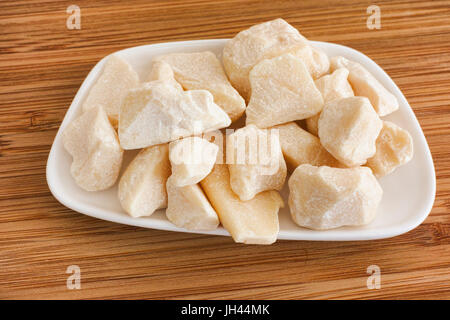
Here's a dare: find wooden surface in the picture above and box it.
[1,0,449,300]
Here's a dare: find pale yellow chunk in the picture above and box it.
[201,164,283,244]
[118,144,171,218]
[318,97,382,167]
[331,56,398,116]
[311,47,331,78]
[82,55,139,127]
[305,68,354,135]
[166,177,219,231]
[222,18,309,100]
[169,136,218,187]
[246,53,323,128]
[315,68,354,103]
[118,81,231,149]
[289,164,382,230]
[366,121,413,178]
[293,45,330,79]
[147,60,183,90]
[63,106,123,191]
[226,125,287,201]
[273,122,341,169]
[155,52,246,121]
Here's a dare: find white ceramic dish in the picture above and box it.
[46,39,436,241]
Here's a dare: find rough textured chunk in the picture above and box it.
[273,122,341,169]
[246,53,323,128]
[82,55,139,127]
[292,45,330,79]
[222,18,309,100]
[118,144,171,218]
[306,68,354,135]
[169,136,218,187]
[318,96,382,167]
[147,60,183,90]
[166,177,219,230]
[310,47,331,78]
[227,125,287,201]
[331,56,398,116]
[201,164,283,244]
[366,121,413,177]
[289,164,382,230]
[155,52,246,121]
[119,81,231,149]
[63,106,123,191]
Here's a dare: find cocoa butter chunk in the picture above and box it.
[63,106,123,192]
[222,18,309,100]
[118,144,171,218]
[169,136,218,187]
[155,51,246,122]
[318,96,382,167]
[246,53,323,128]
[82,55,139,127]
[166,177,219,231]
[273,122,341,169]
[366,121,413,178]
[289,164,382,230]
[306,68,354,136]
[118,81,231,149]
[226,124,287,201]
[200,164,283,245]
[330,56,399,116]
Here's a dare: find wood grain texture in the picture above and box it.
[1,0,449,300]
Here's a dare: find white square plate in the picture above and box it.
[46,39,436,241]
